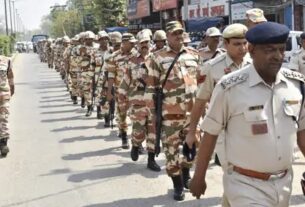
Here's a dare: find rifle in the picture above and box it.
[154,50,185,156]
[109,86,115,129]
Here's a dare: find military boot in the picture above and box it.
[138,143,145,154]
[130,146,139,161]
[104,114,110,127]
[171,175,185,201]
[182,168,191,189]
[96,106,102,119]
[121,131,129,149]
[0,138,9,157]
[81,97,85,108]
[72,96,78,105]
[85,105,93,117]
[147,152,161,172]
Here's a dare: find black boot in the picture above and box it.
[182,168,191,189]
[214,153,221,166]
[121,131,129,149]
[96,106,102,119]
[72,96,78,104]
[130,146,139,161]
[81,97,85,108]
[171,175,185,201]
[85,105,93,117]
[104,114,110,127]
[0,138,9,157]
[138,143,145,154]
[147,152,161,172]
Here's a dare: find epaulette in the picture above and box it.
[209,52,226,66]
[281,68,305,82]
[220,73,248,90]
[154,47,167,56]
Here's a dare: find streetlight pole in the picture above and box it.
[8,0,13,34]
[4,0,9,35]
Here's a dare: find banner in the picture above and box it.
[128,0,151,20]
[153,0,178,12]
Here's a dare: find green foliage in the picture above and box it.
[0,35,12,56]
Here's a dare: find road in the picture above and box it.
[0,53,304,207]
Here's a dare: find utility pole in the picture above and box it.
[4,0,9,35]
[291,0,295,30]
[12,0,16,33]
[183,0,188,21]
[9,0,13,34]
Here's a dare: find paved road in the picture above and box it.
[0,53,304,207]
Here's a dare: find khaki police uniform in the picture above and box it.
[289,48,305,74]
[201,64,305,206]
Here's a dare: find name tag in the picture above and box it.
[252,123,268,135]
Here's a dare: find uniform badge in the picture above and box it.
[252,123,268,135]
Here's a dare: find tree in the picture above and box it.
[93,0,127,28]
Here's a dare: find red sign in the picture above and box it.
[153,0,177,12]
[128,0,151,20]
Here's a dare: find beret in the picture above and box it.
[223,23,248,39]
[246,22,289,44]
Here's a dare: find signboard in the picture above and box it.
[153,0,178,12]
[231,1,253,21]
[182,0,229,20]
[128,0,151,20]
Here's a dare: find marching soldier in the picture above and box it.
[118,31,161,172]
[79,31,96,116]
[198,27,223,63]
[152,30,167,52]
[97,32,122,127]
[0,55,14,157]
[62,36,71,92]
[92,31,110,119]
[289,32,305,74]
[106,33,137,148]
[146,21,201,200]
[190,21,305,207]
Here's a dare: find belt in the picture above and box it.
[233,166,288,181]
[163,114,186,120]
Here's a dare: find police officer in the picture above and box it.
[190,22,305,207]
[0,55,14,157]
[186,24,251,168]
[289,32,305,74]
[245,8,267,29]
[146,21,201,200]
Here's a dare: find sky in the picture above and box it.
[3,0,67,30]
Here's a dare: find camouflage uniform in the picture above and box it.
[46,40,53,68]
[69,39,81,102]
[0,56,14,156]
[147,45,200,177]
[107,47,137,131]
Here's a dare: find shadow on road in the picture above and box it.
[67,162,165,182]
[40,98,70,103]
[39,103,72,108]
[40,115,84,123]
[83,194,221,207]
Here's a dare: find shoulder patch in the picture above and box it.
[281,69,305,82]
[220,73,248,90]
[209,52,226,66]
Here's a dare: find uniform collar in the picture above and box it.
[249,64,287,87]
[166,45,186,54]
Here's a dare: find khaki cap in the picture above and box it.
[153,30,166,41]
[137,30,151,43]
[110,32,122,44]
[166,21,184,33]
[122,33,137,43]
[223,23,248,39]
[97,30,109,39]
[246,8,267,23]
[206,27,222,37]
